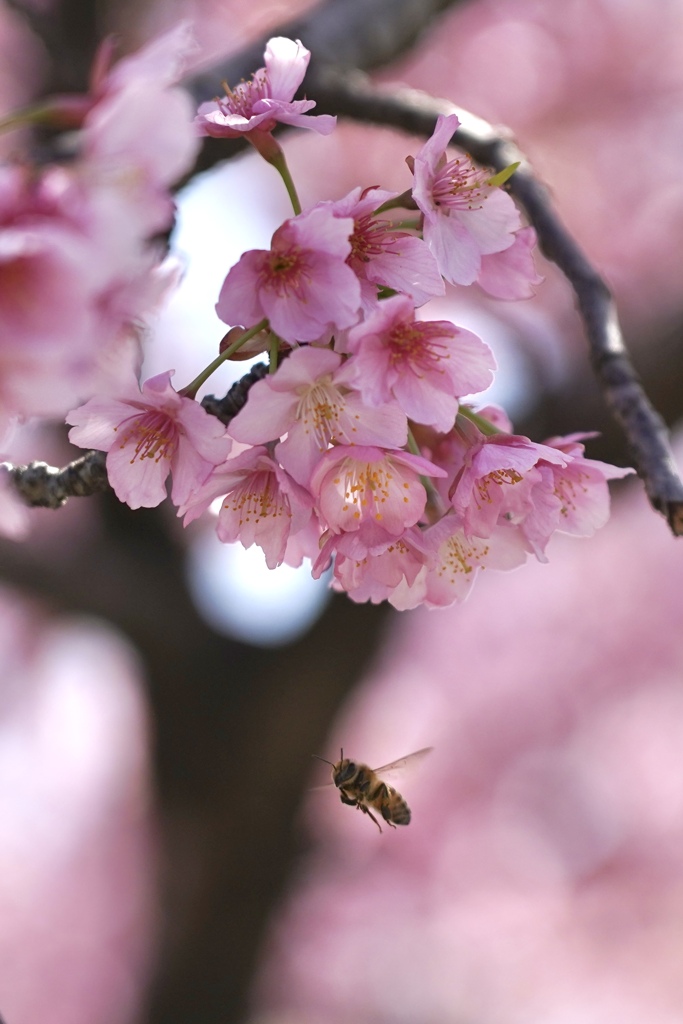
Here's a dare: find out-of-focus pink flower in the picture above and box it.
[310,444,446,553]
[326,186,444,311]
[477,226,543,299]
[412,113,521,286]
[0,215,101,417]
[80,23,200,236]
[179,445,315,569]
[0,26,200,423]
[82,86,198,237]
[391,513,528,609]
[195,37,336,141]
[343,293,496,433]
[66,371,232,510]
[101,20,198,94]
[228,346,407,485]
[216,206,361,343]
[38,23,200,232]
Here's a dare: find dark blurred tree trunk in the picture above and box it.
[0,493,393,1023]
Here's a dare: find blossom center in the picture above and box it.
[262,246,310,298]
[432,157,490,211]
[555,470,588,518]
[226,471,289,524]
[349,216,395,264]
[119,410,177,464]
[220,70,270,118]
[336,458,409,522]
[439,533,490,582]
[475,468,523,508]
[388,321,449,374]
[296,381,345,448]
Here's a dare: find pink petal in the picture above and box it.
[264,37,310,100]
[106,438,170,509]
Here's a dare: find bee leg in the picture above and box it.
[359,805,383,834]
[339,791,357,807]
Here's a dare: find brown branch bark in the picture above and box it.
[7,450,108,507]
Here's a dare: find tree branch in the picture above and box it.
[7,449,108,508]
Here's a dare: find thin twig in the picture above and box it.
[302,68,683,535]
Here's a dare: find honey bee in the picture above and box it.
[312,747,432,832]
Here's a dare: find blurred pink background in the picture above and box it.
[0,0,682,1022]
[259,463,683,1024]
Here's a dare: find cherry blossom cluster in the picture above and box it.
[2,30,632,607]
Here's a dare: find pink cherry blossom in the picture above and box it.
[520,433,635,555]
[449,431,570,539]
[423,407,517,502]
[310,444,446,553]
[326,186,444,310]
[477,226,543,299]
[315,525,432,604]
[194,37,336,141]
[179,446,314,570]
[390,514,528,610]
[216,206,361,342]
[66,371,232,510]
[228,345,407,485]
[412,113,522,286]
[343,293,496,432]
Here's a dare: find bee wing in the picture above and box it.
[373,746,434,781]
[309,747,433,791]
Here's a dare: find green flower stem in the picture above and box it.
[245,133,301,214]
[269,333,281,373]
[268,149,302,215]
[407,428,442,514]
[0,101,56,134]
[180,319,269,398]
[458,405,502,436]
[406,429,422,458]
[373,189,417,215]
